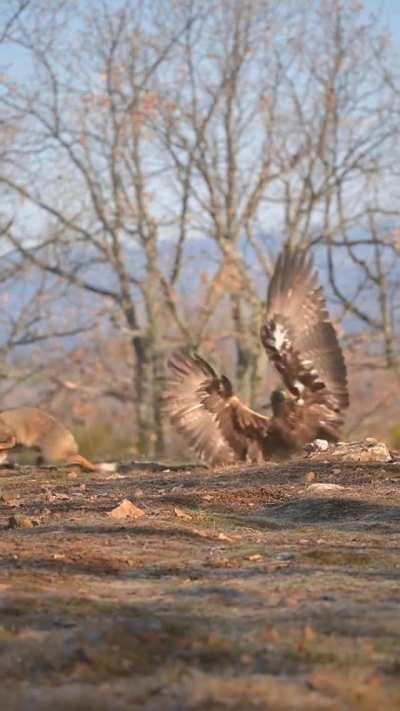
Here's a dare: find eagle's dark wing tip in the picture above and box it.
[264,243,349,415]
[167,350,218,380]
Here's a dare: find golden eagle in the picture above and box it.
[163,245,348,464]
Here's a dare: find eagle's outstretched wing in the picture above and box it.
[163,352,270,465]
[260,245,349,416]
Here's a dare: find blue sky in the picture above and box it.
[1,1,400,74]
[366,0,400,40]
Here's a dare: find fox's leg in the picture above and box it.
[68,454,98,472]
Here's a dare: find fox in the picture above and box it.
[0,407,97,471]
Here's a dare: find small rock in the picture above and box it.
[247,554,262,561]
[276,552,296,561]
[133,488,144,498]
[307,483,345,493]
[305,471,316,483]
[67,471,78,480]
[332,468,341,475]
[314,439,329,451]
[331,440,391,463]
[305,439,329,453]
[97,462,118,473]
[107,499,145,521]
[306,439,391,463]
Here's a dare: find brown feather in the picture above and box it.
[163,353,269,465]
[261,244,348,412]
[164,244,349,465]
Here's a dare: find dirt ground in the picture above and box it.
[0,456,400,710]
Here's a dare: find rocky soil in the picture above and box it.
[0,449,400,709]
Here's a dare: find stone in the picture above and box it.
[275,552,296,561]
[307,439,392,463]
[307,483,345,494]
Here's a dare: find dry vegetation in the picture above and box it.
[0,0,399,456]
[0,2,399,706]
[0,457,399,709]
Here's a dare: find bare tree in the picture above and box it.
[0,0,202,454]
[157,0,400,399]
[0,0,399,454]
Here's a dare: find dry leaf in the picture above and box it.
[217,532,232,541]
[174,506,192,521]
[107,499,145,521]
[7,514,40,529]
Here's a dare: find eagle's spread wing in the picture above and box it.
[260,245,348,415]
[163,352,270,464]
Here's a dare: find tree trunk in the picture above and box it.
[230,293,253,402]
[131,334,153,456]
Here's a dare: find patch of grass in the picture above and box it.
[74,422,134,460]
[189,509,242,532]
[303,549,373,567]
[390,423,400,449]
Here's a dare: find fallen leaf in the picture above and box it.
[174,506,192,521]
[217,532,232,541]
[107,499,145,521]
[304,471,316,483]
[7,514,40,529]
[304,625,316,641]
[0,494,21,507]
